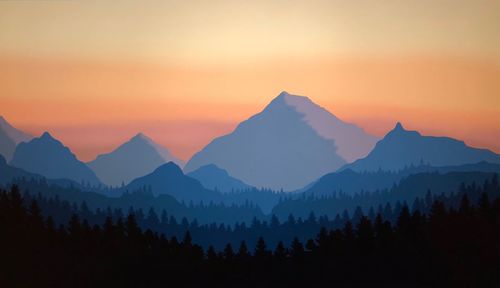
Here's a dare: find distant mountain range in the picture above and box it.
[10,132,101,185]
[272,170,500,220]
[343,122,500,172]
[187,164,253,193]
[185,91,378,191]
[304,161,500,197]
[0,116,33,161]
[88,133,184,187]
[0,153,99,192]
[125,162,222,203]
[2,95,500,200]
[0,154,42,185]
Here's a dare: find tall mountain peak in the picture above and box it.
[278,90,290,97]
[132,132,148,140]
[268,91,310,108]
[185,92,377,190]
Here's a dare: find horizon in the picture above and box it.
[2,91,499,163]
[1,0,499,161]
[2,3,500,286]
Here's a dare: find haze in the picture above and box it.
[1,0,499,161]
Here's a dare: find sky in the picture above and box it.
[0,0,499,161]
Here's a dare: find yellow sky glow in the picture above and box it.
[0,0,499,161]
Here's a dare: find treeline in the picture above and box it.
[14,174,499,250]
[1,184,500,287]
[7,171,497,229]
[273,171,500,219]
[8,177,265,225]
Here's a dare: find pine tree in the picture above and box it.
[356,216,374,253]
[237,241,250,259]
[274,241,287,259]
[207,245,217,262]
[223,243,234,260]
[182,231,193,248]
[254,237,269,258]
[290,237,304,259]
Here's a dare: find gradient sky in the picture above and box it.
[1,0,499,161]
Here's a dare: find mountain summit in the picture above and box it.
[0,116,33,161]
[273,91,378,162]
[125,162,222,203]
[187,164,253,193]
[10,132,100,185]
[343,122,500,171]
[88,133,184,186]
[184,92,378,190]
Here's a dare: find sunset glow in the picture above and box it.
[1,0,499,161]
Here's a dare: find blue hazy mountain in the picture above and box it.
[125,162,222,203]
[343,122,500,172]
[184,91,378,191]
[0,154,43,185]
[272,171,499,220]
[304,162,500,197]
[0,116,33,161]
[10,132,101,185]
[88,133,184,187]
[0,154,93,190]
[187,164,253,193]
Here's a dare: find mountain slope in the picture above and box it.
[184,91,377,190]
[0,154,43,185]
[272,171,499,220]
[187,164,253,193]
[10,132,100,185]
[0,116,33,161]
[304,162,500,197]
[344,122,500,172]
[88,133,184,186]
[125,162,222,203]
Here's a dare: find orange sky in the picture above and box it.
[0,1,499,161]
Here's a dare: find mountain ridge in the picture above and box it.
[184,91,377,190]
[0,116,33,161]
[342,122,500,172]
[125,162,223,203]
[10,132,101,185]
[88,133,184,186]
[187,164,253,193]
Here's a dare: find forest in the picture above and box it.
[1,174,500,287]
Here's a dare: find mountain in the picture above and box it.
[184,91,378,191]
[343,122,500,172]
[187,164,253,193]
[304,162,500,197]
[10,132,101,185]
[272,171,499,220]
[125,162,222,203]
[0,154,43,185]
[88,133,184,187]
[0,116,33,161]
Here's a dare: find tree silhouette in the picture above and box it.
[1,174,500,287]
[254,237,269,258]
